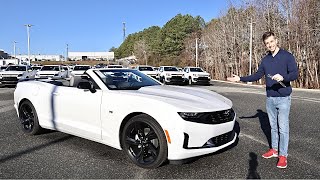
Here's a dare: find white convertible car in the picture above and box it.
[14,68,237,168]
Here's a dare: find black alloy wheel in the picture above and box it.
[18,100,42,135]
[122,114,168,169]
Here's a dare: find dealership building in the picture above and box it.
[15,54,64,61]
[68,51,114,61]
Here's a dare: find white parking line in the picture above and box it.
[0,105,14,113]
[0,89,14,94]
[239,133,269,147]
[0,100,14,113]
[239,132,316,168]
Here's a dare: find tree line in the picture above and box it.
[112,0,319,89]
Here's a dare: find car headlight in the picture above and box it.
[17,74,23,77]
[193,74,199,77]
[35,74,40,78]
[178,112,200,119]
[166,73,171,77]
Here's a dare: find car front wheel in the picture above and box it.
[121,114,168,168]
[18,100,42,135]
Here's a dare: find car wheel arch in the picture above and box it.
[119,112,165,148]
[18,98,32,111]
[119,113,168,168]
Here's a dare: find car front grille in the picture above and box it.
[202,109,235,124]
[204,130,235,147]
[183,130,235,149]
[197,77,209,81]
[179,109,235,124]
[2,77,18,81]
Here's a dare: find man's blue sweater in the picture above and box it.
[240,49,298,97]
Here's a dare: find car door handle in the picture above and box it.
[53,92,59,96]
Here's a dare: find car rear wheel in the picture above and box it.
[18,100,42,135]
[121,114,168,168]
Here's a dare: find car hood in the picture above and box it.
[120,85,232,112]
[141,71,157,75]
[71,70,85,75]
[37,71,59,74]
[190,72,210,76]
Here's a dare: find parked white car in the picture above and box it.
[71,65,91,76]
[0,65,30,85]
[136,65,158,79]
[158,66,188,85]
[14,68,236,168]
[35,65,64,79]
[183,66,211,85]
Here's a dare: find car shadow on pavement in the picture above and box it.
[0,135,73,163]
[239,109,271,148]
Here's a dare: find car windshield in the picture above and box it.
[164,67,178,71]
[95,69,161,90]
[190,67,204,72]
[31,66,42,70]
[6,66,27,71]
[107,65,123,68]
[138,66,154,71]
[73,66,90,70]
[41,66,60,71]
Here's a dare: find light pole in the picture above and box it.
[24,24,33,65]
[195,38,198,67]
[122,22,126,42]
[13,41,17,58]
[66,43,69,61]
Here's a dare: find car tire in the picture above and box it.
[121,114,168,169]
[18,100,42,135]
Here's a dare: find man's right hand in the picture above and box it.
[227,74,240,82]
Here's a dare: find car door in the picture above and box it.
[53,85,102,140]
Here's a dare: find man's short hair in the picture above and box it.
[262,31,275,42]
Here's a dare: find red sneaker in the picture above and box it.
[262,149,278,159]
[277,156,287,168]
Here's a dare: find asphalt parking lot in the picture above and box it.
[0,82,320,178]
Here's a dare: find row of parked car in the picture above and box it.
[135,65,211,85]
[0,64,92,86]
[0,64,211,86]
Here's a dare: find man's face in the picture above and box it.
[264,35,278,52]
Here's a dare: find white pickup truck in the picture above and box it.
[183,66,211,85]
[158,66,187,85]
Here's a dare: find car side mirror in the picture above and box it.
[77,81,96,93]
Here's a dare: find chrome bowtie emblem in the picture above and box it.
[223,110,231,116]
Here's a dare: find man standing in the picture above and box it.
[227,31,298,168]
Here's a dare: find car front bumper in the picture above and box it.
[191,77,211,85]
[165,113,236,160]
